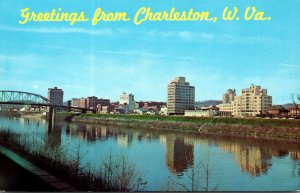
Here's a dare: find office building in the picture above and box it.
[120,93,134,105]
[79,98,87,108]
[71,98,80,107]
[233,84,272,117]
[167,77,195,115]
[48,87,63,105]
[220,84,272,117]
[218,103,234,117]
[119,92,136,112]
[223,89,236,104]
[87,96,98,110]
[74,96,111,110]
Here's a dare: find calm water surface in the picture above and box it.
[0,116,300,191]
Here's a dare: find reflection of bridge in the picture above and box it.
[0,90,96,129]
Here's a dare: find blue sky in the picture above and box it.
[0,0,299,104]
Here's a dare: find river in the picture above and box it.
[0,116,300,191]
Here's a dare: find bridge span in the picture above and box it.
[0,90,95,113]
[0,90,96,129]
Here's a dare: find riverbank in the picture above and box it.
[0,153,54,192]
[0,145,74,192]
[0,129,146,192]
[67,113,300,141]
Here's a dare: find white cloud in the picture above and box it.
[145,30,277,44]
[147,30,214,41]
[0,24,275,44]
[29,44,204,63]
[178,31,193,41]
[0,25,112,35]
[0,54,31,62]
[217,34,280,44]
[277,63,299,69]
[179,31,214,41]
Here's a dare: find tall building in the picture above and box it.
[219,89,236,116]
[78,98,87,108]
[71,98,80,107]
[48,87,63,105]
[219,84,272,117]
[223,89,236,104]
[233,84,272,117]
[119,93,136,112]
[87,96,98,110]
[167,77,195,115]
[120,93,134,105]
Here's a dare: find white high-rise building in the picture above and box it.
[219,84,272,117]
[119,92,136,112]
[233,84,272,117]
[167,77,195,115]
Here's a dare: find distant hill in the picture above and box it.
[280,103,298,109]
[195,100,222,107]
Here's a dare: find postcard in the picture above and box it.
[0,0,299,192]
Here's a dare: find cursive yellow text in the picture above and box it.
[19,8,89,25]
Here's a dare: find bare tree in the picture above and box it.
[99,152,147,191]
[201,149,221,191]
[167,148,222,191]
[291,93,300,118]
[291,93,299,107]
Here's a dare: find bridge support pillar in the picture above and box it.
[48,106,56,131]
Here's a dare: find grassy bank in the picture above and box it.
[65,113,300,141]
[74,113,300,128]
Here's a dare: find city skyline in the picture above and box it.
[0,0,299,104]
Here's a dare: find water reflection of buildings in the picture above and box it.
[290,151,300,161]
[219,141,274,177]
[239,148,271,176]
[178,135,300,178]
[66,124,114,141]
[221,142,300,177]
[290,151,300,177]
[165,135,194,174]
[65,124,136,147]
[47,121,300,178]
[19,117,47,128]
[117,133,133,147]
